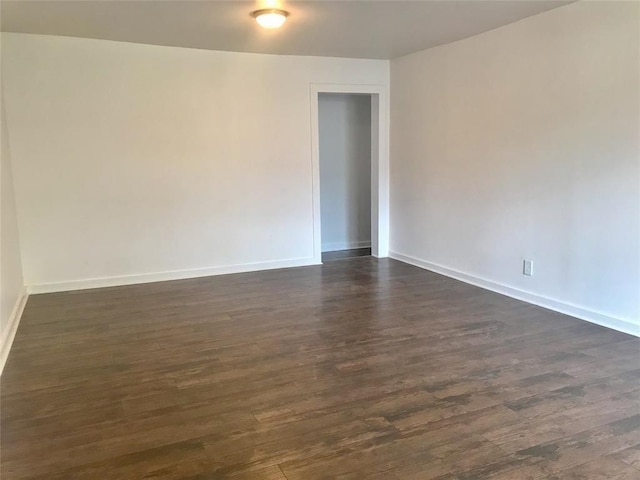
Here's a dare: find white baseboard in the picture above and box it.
[1,287,29,374]
[322,240,372,253]
[389,251,639,338]
[28,257,318,294]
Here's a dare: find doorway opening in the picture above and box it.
[318,93,372,262]
[310,84,389,264]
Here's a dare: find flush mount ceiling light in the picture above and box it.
[251,9,289,29]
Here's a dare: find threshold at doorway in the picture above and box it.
[322,248,371,262]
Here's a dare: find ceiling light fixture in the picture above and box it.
[251,9,289,29]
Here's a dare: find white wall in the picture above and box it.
[1,92,26,368]
[390,1,640,335]
[1,33,388,291]
[319,93,371,252]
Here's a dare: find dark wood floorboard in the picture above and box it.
[1,257,638,479]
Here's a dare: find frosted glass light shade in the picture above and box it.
[252,9,289,29]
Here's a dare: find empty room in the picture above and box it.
[0,1,638,479]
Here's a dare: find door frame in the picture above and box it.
[310,84,389,263]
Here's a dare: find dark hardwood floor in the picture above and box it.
[1,257,639,479]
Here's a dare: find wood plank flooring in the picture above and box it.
[1,257,639,479]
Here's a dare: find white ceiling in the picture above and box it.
[0,1,572,60]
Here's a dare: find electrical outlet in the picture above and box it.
[523,259,533,276]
